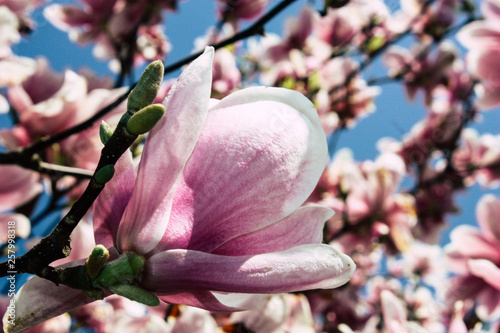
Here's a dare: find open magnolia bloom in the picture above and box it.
[4,47,355,332]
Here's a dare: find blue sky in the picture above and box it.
[5,0,500,244]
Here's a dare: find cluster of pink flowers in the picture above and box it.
[44,0,179,73]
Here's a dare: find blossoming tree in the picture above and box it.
[0,0,499,332]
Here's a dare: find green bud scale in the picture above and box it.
[94,165,115,185]
[86,245,110,279]
[126,104,166,135]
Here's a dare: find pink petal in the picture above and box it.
[160,291,263,312]
[2,260,96,333]
[93,151,135,249]
[212,205,333,255]
[475,285,500,321]
[20,58,64,105]
[153,86,328,253]
[383,46,412,75]
[476,80,500,110]
[0,165,42,211]
[448,225,500,263]
[476,194,500,244]
[143,244,355,294]
[468,259,500,291]
[0,56,36,86]
[448,316,468,333]
[43,5,93,31]
[466,48,500,84]
[117,47,214,254]
[456,21,500,49]
[483,0,500,21]
[7,85,33,114]
[381,290,407,333]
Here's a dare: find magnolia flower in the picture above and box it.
[456,0,500,108]
[3,57,88,141]
[226,294,315,332]
[5,47,354,332]
[0,165,42,212]
[445,194,500,320]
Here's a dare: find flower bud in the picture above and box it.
[85,245,110,279]
[108,284,160,307]
[99,121,113,145]
[94,165,115,185]
[126,104,166,135]
[127,60,164,111]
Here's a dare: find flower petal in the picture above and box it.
[160,291,264,312]
[212,205,333,255]
[2,260,96,333]
[475,285,500,321]
[143,244,354,294]
[153,87,328,253]
[466,48,500,84]
[0,165,42,212]
[476,194,500,244]
[381,290,407,333]
[483,0,500,21]
[43,5,93,31]
[93,151,135,249]
[447,225,500,263]
[468,259,500,291]
[117,47,214,254]
[456,21,500,49]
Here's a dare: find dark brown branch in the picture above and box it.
[0,109,138,278]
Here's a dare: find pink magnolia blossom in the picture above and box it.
[44,0,174,66]
[318,149,414,253]
[0,165,42,212]
[456,0,500,109]
[380,290,427,333]
[5,47,355,332]
[256,6,326,86]
[383,41,457,105]
[72,296,172,333]
[211,48,241,98]
[339,288,428,333]
[58,87,127,171]
[225,294,315,332]
[0,0,45,34]
[453,129,500,187]
[378,101,464,169]
[316,57,381,130]
[1,59,127,182]
[314,7,358,51]
[387,242,446,288]
[0,6,20,57]
[2,57,87,143]
[0,55,36,87]
[159,304,218,333]
[445,194,500,320]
